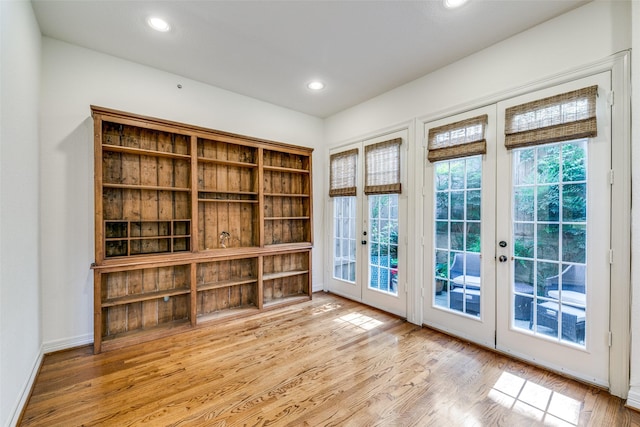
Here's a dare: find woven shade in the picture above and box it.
[427,115,488,162]
[329,148,358,197]
[364,138,402,195]
[505,85,598,149]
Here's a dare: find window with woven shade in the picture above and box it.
[329,148,358,197]
[504,85,598,149]
[364,138,402,194]
[427,115,488,162]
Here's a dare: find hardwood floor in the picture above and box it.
[20,292,640,426]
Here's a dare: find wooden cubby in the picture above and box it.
[92,106,313,353]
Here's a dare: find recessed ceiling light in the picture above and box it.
[307,81,325,91]
[443,0,468,9]
[147,16,171,32]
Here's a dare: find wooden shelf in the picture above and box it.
[197,157,257,168]
[263,294,311,309]
[263,165,310,174]
[264,216,310,220]
[263,270,309,281]
[101,288,190,308]
[197,305,259,323]
[197,278,258,291]
[102,144,191,160]
[198,199,259,204]
[103,183,191,192]
[264,193,309,198]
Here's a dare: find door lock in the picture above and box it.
[499,255,508,262]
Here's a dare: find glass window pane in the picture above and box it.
[514,187,535,221]
[436,221,449,249]
[513,149,535,185]
[436,192,449,220]
[451,222,464,251]
[563,183,586,222]
[514,259,534,289]
[537,145,560,184]
[562,141,586,182]
[466,223,480,252]
[537,185,559,222]
[451,192,464,220]
[436,163,450,191]
[466,157,481,189]
[450,160,465,189]
[537,224,559,261]
[513,223,534,258]
[537,261,560,298]
[562,225,586,263]
[466,190,481,220]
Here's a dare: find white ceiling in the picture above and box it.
[32,0,587,118]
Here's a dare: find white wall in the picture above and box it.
[0,1,42,426]
[326,1,629,142]
[325,0,635,398]
[39,38,325,351]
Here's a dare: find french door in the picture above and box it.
[328,130,407,317]
[423,73,611,386]
[496,73,611,386]
[422,105,497,348]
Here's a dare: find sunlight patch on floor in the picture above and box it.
[488,371,581,426]
[334,312,384,330]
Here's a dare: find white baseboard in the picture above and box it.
[5,346,44,427]
[312,282,324,293]
[42,333,93,354]
[626,387,640,411]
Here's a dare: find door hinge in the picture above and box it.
[421,236,425,247]
[421,287,424,298]
[609,249,614,264]
[607,91,614,107]
[608,331,613,347]
[609,170,615,185]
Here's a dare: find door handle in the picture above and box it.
[499,255,508,262]
[361,240,367,245]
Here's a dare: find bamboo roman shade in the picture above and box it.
[427,115,488,162]
[364,138,402,195]
[329,148,358,197]
[504,85,598,149]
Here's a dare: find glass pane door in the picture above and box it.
[368,194,399,295]
[510,141,588,345]
[422,105,497,348]
[495,73,611,387]
[433,156,482,316]
[333,196,357,283]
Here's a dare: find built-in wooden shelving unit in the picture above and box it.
[92,106,313,353]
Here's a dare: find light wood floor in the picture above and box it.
[20,292,640,426]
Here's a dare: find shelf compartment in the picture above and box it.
[102,150,191,190]
[262,251,310,304]
[196,258,258,316]
[99,264,191,339]
[264,218,311,246]
[197,138,258,164]
[101,264,191,301]
[103,220,191,258]
[198,202,259,250]
[263,149,310,172]
[101,301,190,340]
[102,121,190,156]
